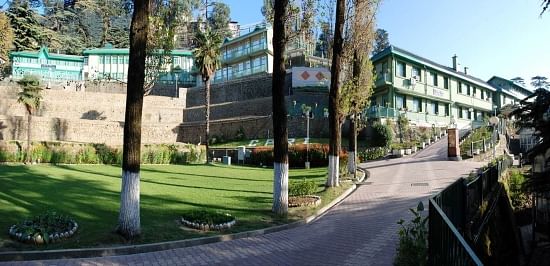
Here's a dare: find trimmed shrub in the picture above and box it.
[372,122,393,148]
[289,178,317,196]
[247,144,335,167]
[359,147,386,162]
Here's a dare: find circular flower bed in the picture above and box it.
[181,210,235,231]
[8,211,78,245]
[289,195,321,208]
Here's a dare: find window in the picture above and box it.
[466,84,470,95]
[412,66,421,81]
[459,107,463,118]
[473,87,477,97]
[413,98,422,112]
[118,56,123,64]
[444,77,449,89]
[432,72,438,86]
[396,62,405,77]
[396,94,404,109]
[444,104,450,116]
[467,109,472,119]
[458,82,462,93]
[480,89,485,100]
[434,102,439,114]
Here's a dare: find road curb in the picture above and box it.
[0,179,359,262]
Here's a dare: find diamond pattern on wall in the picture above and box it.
[301,71,310,80]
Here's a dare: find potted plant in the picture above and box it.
[392,143,405,157]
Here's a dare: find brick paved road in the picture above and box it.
[3,139,484,266]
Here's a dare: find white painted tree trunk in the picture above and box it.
[272,162,289,215]
[327,155,340,187]
[347,151,356,175]
[118,170,141,238]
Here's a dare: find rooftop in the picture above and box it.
[83,47,193,56]
[10,47,84,62]
[487,76,534,94]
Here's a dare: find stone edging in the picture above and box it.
[0,182,358,262]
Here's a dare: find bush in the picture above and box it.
[359,147,386,162]
[0,141,204,165]
[372,122,393,148]
[289,178,317,196]
[505,169,530,210]
[8,211,78,245]
[394,205,428,266]
[247,144,333,167]
[181,209,234,225]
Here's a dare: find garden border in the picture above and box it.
[0,170,364,262]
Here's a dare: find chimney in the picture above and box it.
[452,55,458,71]
[464,67,468,75]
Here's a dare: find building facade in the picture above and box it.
[83,46,196,87]
[487,76,533,109]
[369,46,496,129]
[10,47,84,81]
[213,25,274,83]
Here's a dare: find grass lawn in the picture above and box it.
[0,164,350,251]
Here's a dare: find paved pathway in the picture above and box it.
[4,139,484,266]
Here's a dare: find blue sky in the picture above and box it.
[223,0,549,86]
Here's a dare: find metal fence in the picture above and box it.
[428,156,512,265]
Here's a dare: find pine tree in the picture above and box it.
[6,2,42,51]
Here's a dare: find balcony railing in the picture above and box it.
[222,43,267,62]
[366,106,451,125]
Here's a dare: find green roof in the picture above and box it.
[83,48,193,56]
[10,47,84,62]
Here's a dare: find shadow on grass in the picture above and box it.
[0,164,277,251]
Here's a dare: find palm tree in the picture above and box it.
[16,75,42,163]
[193,27,222,163]
[117,0,151,239]
[271,0,290,215]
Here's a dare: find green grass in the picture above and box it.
[0,164,345,251]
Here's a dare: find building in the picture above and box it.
[213,24,273,83]
[487,76,533,110]
[368,46,497,129]
[83,45,196,87]
[212,23,329,84]
[10,47,84,81]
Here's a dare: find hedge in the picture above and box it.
[0,141,205,165]
[246,144,346,168]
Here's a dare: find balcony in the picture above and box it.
[222,43,268,63]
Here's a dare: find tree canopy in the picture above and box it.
[373,28,389,55]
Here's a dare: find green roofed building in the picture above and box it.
[10,47,84,81]
[83,45,196,87]
[369,46,497,130]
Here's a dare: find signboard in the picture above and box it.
[41,64,56,70]
[432,88,445,98]
[292,67,331,88]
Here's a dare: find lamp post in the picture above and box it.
[301,104,313,169]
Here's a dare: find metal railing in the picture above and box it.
[428,156,512,265]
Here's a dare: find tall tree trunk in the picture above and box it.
[102,14,110,46]
[205,79,210,163]
[26,112,31,163]
[327,0,345,187]
[117,0,150,239]
[272,0,289,215]
[348,51,361,175]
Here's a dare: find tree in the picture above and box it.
[208,2,231,38]
[117,0,151,239]
[510,77,526,86]
[373,28,389,55]
[531,76,549,90]
[271,0,290,216]
[16,75,42,163]
[0,12,14,76]
[6,2,42,51]
[340,0,378,175]
[326,0,345,187]
[512,88,550,193]
[193,27,222,164]
[542,0,549,15]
